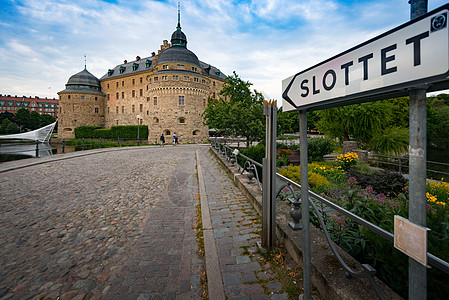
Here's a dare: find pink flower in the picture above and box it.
[365,186,374,193]
[347,177,357,185]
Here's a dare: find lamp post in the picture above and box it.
[136,114,141,146]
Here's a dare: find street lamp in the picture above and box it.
[136,114,141,146]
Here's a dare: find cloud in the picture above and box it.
[0,0,448,102]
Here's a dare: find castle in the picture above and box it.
[58,12,226,143]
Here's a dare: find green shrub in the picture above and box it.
[308,137,334,161]
[75,125,148,139]
[278,165,330,189]
[345,168,407,196]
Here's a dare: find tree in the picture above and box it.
[277,108,297,135]
[15,108,31,131]
[202,72,264,146]
[0,118,20,134]
[38,114,56,128]
[0,111,15,124]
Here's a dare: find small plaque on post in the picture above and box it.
[394,215,429,266]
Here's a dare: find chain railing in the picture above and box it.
[211,138,449,299]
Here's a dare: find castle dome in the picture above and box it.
[59,68,103,94]
[157,45,200,67]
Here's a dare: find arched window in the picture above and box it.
[192,130,200,136]
[165,130,171,136]
[179,117,186,124]
[153,117,159,124]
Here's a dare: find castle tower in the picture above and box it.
[57,68,105,139]
[147,15,211,143]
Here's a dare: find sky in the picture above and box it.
[0,0,447,102]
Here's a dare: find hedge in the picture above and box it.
[75,125,148,139]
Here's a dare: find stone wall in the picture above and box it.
[57,92,105,139]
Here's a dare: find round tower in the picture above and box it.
[147,19,210,143]
[58,68,105,139]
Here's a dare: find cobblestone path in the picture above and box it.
[0,146,203,300]
[197,149,287,300]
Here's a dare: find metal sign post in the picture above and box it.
[299,110,312,299]
[409,2,428,299]
[262,100,277,248]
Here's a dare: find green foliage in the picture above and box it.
[308,137,334,162]
[334,152,358,171]
[0,118,20,134]
[277,108,298,134]
[0,111,15,124]
[75,125,148,139]
[428,105,449,151]
[308,162,345,184]
[239,143,265,164]
[369,126,409,155]
[1,109,55,132]
[202,72,264,146]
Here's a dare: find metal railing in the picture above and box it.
[368,153,449,179]
[211,138,449,299]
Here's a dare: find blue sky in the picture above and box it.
[0,0,447,101]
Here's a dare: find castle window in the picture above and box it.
[145,60,151,68]
[179,117,186,124]
[147,97,150,102]
[140,89,143,96]
[154,77,158,82]
[162,76,167,81]
[119,66,126,74]
[153,117,159,123]
[95,107,99,113]
[177,64,184,69]
[95,97,98,101]
[146,110,149,115]
[154,97,157,106]
[122,106,124,113]
[193,130,200,136]
[108,107,110,114]
[173,75,178,80]
[163,65,168,70]
[132,63,139,71]
[140,77,143,84]
[184,76,189,81]
[68,95,71,100]
[122,81,124,87]
[140,104,143,112]
[116,92,119,99]
[213,81,216,87]
[178,96,184,106]
[107,94,110,100]
[132,79,135,85]
[116,106,119,113]
[81,96,85,100]
[132,90,135,97]
[213,92,216,98]
[107,83,110,89]
[108,69,114,76]
[202,79,205,84]
[203,99,207,107]
[116,81,119,87]
[122,92,124,99]
[132,105,135,113]
[194,77,199,82]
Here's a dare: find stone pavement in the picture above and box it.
[0,145,288,300]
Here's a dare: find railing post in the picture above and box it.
[62,139,65,154]
[99,137,102,149]
[82,138,85,151]
[35,141,39,157]
[262,100,277,248]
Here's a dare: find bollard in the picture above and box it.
[62,139,65,154]
[99,138,102,149]
[35,141,39,157]
[82,138,85,151]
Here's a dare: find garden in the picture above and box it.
[239,138,449,299]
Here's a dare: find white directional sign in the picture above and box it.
[282,4,449,111]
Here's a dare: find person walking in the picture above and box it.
[160,133,165,146]
[173,133,178,145]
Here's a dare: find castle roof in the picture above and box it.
[59,69,103,95]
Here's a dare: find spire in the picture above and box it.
[177,2,181,30]
[84,54,87,70]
